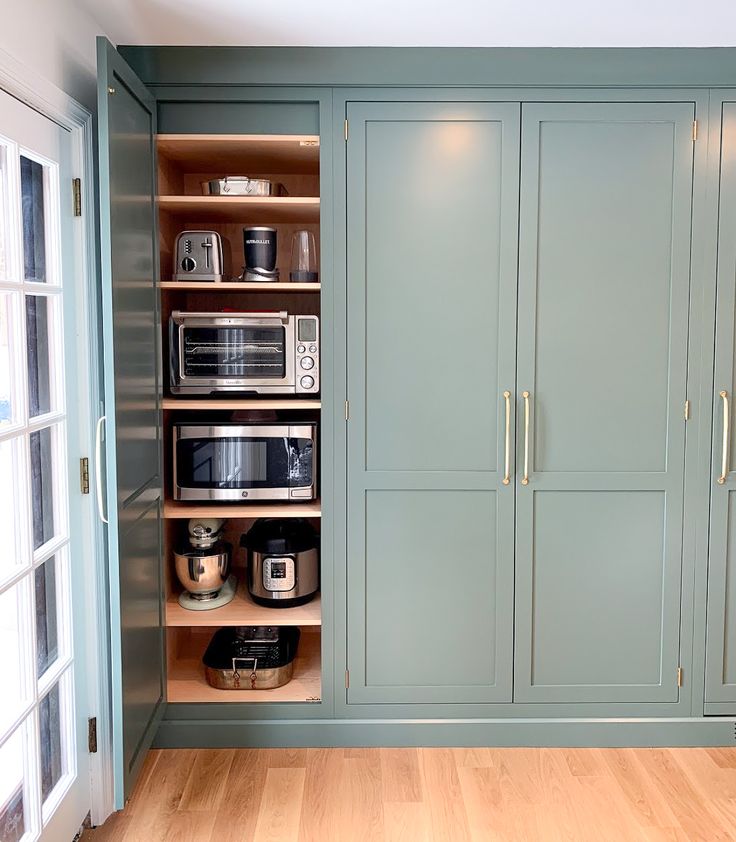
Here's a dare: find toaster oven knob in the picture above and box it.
[297,344,306,353]
[181,256,196,272]
[300,356,314,370]
[300,375,315,389]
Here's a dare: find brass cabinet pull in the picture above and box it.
[718,390,730,485]
[522,391,531,486]
[502,390,512,485]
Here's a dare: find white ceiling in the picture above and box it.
[82,0,736,47]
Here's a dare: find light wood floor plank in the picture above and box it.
[297,748,345,842]
[419,748,472,842]
[178,749,236,812]
[380,748,423,802]
[253,767,306,842]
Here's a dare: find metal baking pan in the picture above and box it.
[201,177,288,197]
[202,625,300,690]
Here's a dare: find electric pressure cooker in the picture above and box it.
[240,518,319,607]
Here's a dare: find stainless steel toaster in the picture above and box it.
[174,230,225,282]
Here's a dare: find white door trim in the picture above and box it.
[0,47,114,827]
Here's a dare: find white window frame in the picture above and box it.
[0,47,113,827]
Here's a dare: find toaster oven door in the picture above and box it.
[173,319,295,393]
[174,425,315,501]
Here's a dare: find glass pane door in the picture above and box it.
[0,89,87,841]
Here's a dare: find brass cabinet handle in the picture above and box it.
[718,390,730,485]
[522,391,531,486]
[502,390,512,485]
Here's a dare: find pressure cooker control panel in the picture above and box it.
[263,556,296,592]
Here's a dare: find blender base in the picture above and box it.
[178,575,237,611]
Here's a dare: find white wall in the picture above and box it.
[0,0,111,111]
[81,0,736,48]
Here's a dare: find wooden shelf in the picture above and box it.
[164,500,321,519]
[166,581,321,627]
[157,134,320,174]
[158,195,319,222]
[161,398,321,410]
[167,628,321,703]
[158,281,320,292]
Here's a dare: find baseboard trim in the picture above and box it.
[154,717,736,749]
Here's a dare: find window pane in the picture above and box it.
[39,683,62,803]
[25,295,51,417]
[0,293,16,426]
[34,557,58,678]
[30,426,54,550]
[0,438,22,582]
[20,156,46,284]
[0,726,26,842]
[0,581,30,736]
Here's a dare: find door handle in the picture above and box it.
[718,390,730,485]
[95,416,109,524]
[502,390,512,485]
[522,391,531,485]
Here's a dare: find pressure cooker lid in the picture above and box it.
[240,518,318,554]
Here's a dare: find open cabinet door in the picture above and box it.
[96,37,164,806]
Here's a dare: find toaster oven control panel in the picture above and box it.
[263,556,296,592]
[295,316,320,394]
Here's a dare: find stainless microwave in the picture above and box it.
[173,423,317,502]
[169,311,319,395]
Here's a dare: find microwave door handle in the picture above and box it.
[177,311,288,321]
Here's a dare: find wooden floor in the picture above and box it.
[84,747,736,841]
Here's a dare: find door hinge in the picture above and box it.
[692,120,698,141]
[80,457,90,494]
[344,119,349,141]
[88,717,97,753]
[72,178,82,217]
[677,666,684,687]
[345,669,350,689]
[345,399,350,421]
[684,399,690,420]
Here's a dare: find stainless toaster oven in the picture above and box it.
[173,423,317,502]
[169,311,319,395]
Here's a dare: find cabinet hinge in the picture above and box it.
[692,120,698,141]
[344,119,349,141]
[345,399,350,421]
[684,399,690,420]
[345,669,350,689]
[72,178,82,217]
[80,457,90,494]
[677,666,684,687]
[88,717,97,753]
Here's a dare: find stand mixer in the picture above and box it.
[174,518,237,610]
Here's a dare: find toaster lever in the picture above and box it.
[201,238,212,269]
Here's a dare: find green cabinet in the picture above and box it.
[346,100,695,707]
[705,102,736,712]
[97,39,164,803]
[345,102,520,704]
[514,103,694,703]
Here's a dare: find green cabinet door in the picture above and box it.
[97,38,164,803]
[345,101,520,705]
[705,102,736,711]
[514,102,694,704]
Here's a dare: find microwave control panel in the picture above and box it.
[296,316,320,394]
